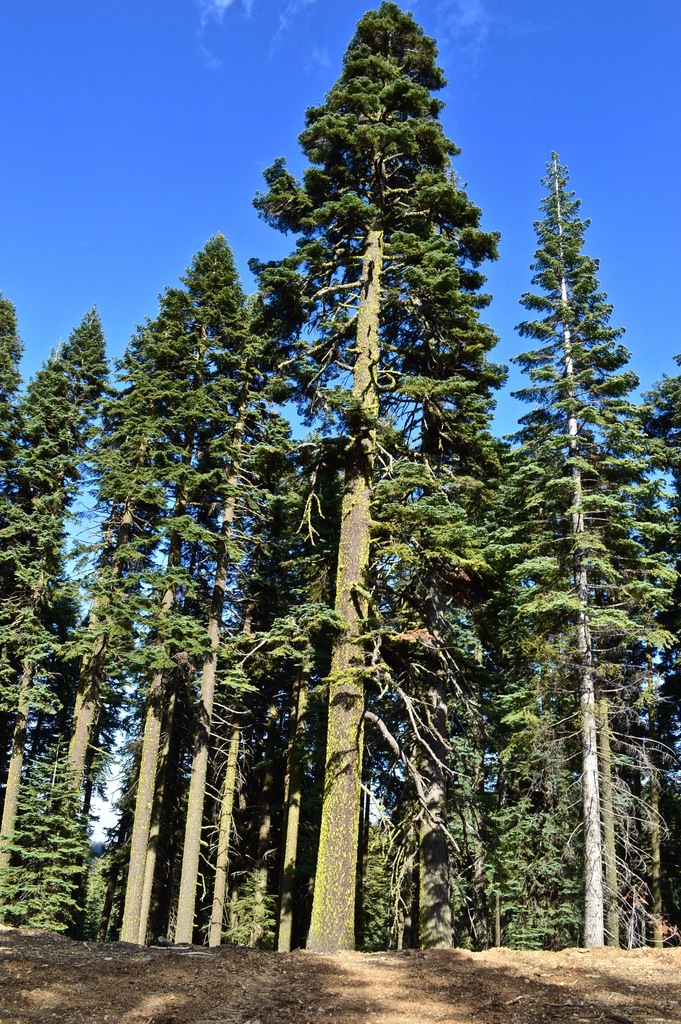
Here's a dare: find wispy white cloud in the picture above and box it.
[199,43,224,70]
[194,0,251,69]
[273,0,317,48]
[194,0,320,67]
[196,0,252,27]
[413,0,493,66]
[306,45,331,73]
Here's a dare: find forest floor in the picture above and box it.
[0,928,680,1024]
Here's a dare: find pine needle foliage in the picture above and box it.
[253,1,503,951]
[0,750,88,932]
[501,154,675,945]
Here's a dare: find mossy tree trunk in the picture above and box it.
[136,681,178,945]
[174,469,240,944]
[0,573,46,874]
[277,667,309,952]
[307,228,382,952]
[249,702,279,948]
[209,721,241,947]
[0,663,32,873]
[120,520,183,944]
[67,499,135,790]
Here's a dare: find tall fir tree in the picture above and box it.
[0,309,108,875]
[0,294,23,700]
[253,2,501,950]
[112,236,289,944]
[504,155,674,947]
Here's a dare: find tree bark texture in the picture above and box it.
[555,172,605,946]
[307,228,382,952]
[598,698,620,946]
[209,722,241,947]
[120,521,183,944]
[647,681,664,947]
[277,669,309,952]
[136,683,178,945]
[249,702,279,947]
[0,665,32,874]
[418,678,452,949]
[175,474,239,944]
[68,500,134,789]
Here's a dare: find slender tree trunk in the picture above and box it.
[0,663,32,873]
[598,698,619,946]
[647,672,663,947]
[97,817,128,941]
[577,608,603,945]
[120,521,183,944]
[0,571,47,874]
[209,722,241,947]
[136,683,178,945]
[418,589,453,948]
[555,165,604,946]
[308,227,382,953]
[277,668,309,952]
[471,755,490,949]
[418,679,452,948]
[355,781,371,950]
[68,500,134,788]
[249,702,279,948]
[175,475,239,944]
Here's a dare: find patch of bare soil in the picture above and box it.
[0,928,679,1024]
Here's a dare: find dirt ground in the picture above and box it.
[0,928,680,1024]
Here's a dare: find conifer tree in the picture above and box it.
[0,748,88,931]
[254,2,500,950]
[642,366,681,942]
[115,236,289,944]
[505,155,674,947]
[0,310,108,872]
[175,299,291,945]
[0,294,23,697]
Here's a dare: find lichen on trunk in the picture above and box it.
[308,228,382,953]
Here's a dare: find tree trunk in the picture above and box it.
[418,676,452,948]
[0,570,47,874]
[308,227,382,953]
[418,588,453,949]
[209,722,241,947]
[120,521,183,944]
[575,516,604,947]
[136,683,178,945]
[175,475,239,944]
[647,674,663,947]
[598,698,619,946]
[0,663,32,873]
[555,164,605,947]
[277,668,309,952]
[249,702,279,948]
[68,500,134,788]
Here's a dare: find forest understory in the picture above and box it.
[1,928,680,1024]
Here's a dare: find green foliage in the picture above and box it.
[0,752,88,932]
[221,869,277,949]
[83,848,111,940]
[506,155,674,655]
[360,825,394,951]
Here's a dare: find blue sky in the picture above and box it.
[1,0,679,434]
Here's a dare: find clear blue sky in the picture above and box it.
[1,0,679,434]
